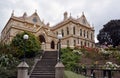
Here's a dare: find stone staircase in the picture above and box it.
[30,51,57,78]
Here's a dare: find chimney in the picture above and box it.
[64,11,68,20]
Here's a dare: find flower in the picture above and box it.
[103,62,120,70]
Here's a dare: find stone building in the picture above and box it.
[1,11,95,50]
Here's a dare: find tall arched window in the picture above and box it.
[73,27,75,35]
[81,41,83,46]
[84,30,86,37]
[80,29,82,36]
[67,40,69,47]
[39,35,46,43]
[51,41,55,49]
[87,31,89,38]
[56,31,58,35]
[91,33,93,40]
[66,27,69,35]
[74,40,76,46]
[61,29,64,37]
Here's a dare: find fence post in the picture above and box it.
[55,62,65,78]
[17,61,29,78]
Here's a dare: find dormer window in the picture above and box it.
[33,17,37,23]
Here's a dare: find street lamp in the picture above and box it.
[57,32,62,62]
[23,34,29,61]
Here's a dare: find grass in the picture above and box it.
[64,70,86,78]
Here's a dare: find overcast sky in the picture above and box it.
[0,0,120,42]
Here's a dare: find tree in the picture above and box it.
[97,20,120,47]
[10,31,41,58]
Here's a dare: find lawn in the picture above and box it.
[64,70,86,78]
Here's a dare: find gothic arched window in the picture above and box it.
[61,29,64,37]
[80,29,82,36]
[67,27,69,35]
[73,27,75,35]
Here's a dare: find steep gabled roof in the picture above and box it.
[77,12,90,27]
[11,11,43,26]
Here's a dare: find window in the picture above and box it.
[74,40,76,46]
[88,42,89,47]
[80,29,82,36]
[33,17,37,23]
[87,31,89,38]
[84,41,86,46]
[73,27,75,35]
[61,29,64,37]
[66,27,69,35]
[67,40,69,47]
[84,30,86,37]
[56,31,58,35]
[81,41,83,46]
[91,33,93,40]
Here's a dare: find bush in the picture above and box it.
[0,54,19,78]
[61,48,81,70]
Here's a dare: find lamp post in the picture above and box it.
[23,34,29,61]
[57,32,62,62]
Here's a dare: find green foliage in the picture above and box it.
[0,54,18,68]
[61,48,81,70]
[0,54,19,78]
[97,20,120,47]
[0,43,10,54]
[10,31,41,58]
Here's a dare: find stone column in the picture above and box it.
[17,61,29,78]
[55,62,65,78]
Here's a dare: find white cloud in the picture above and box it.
[0,0,120,43]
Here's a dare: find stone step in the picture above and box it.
[30,51,57,78]
[30,74,55,78]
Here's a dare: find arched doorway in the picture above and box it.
[51,41,55,49]
[39,35,46,43]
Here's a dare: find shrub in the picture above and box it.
[10,31,41,58]
[61,48,81,70]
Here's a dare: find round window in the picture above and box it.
[33,17,37,23]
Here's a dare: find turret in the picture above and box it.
[63,11,68,20]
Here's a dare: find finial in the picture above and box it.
[23,12,27,17]
[82,12,85,17]
[70,13,71,16]
[35,9,37,13]
[82,12,84,15]
[11,10,14,16]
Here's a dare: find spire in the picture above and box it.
[23,12,27,17]
[70,13,71,17]
[82,12,85,17]
[35,9,37,13]
[11,10,14,16]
